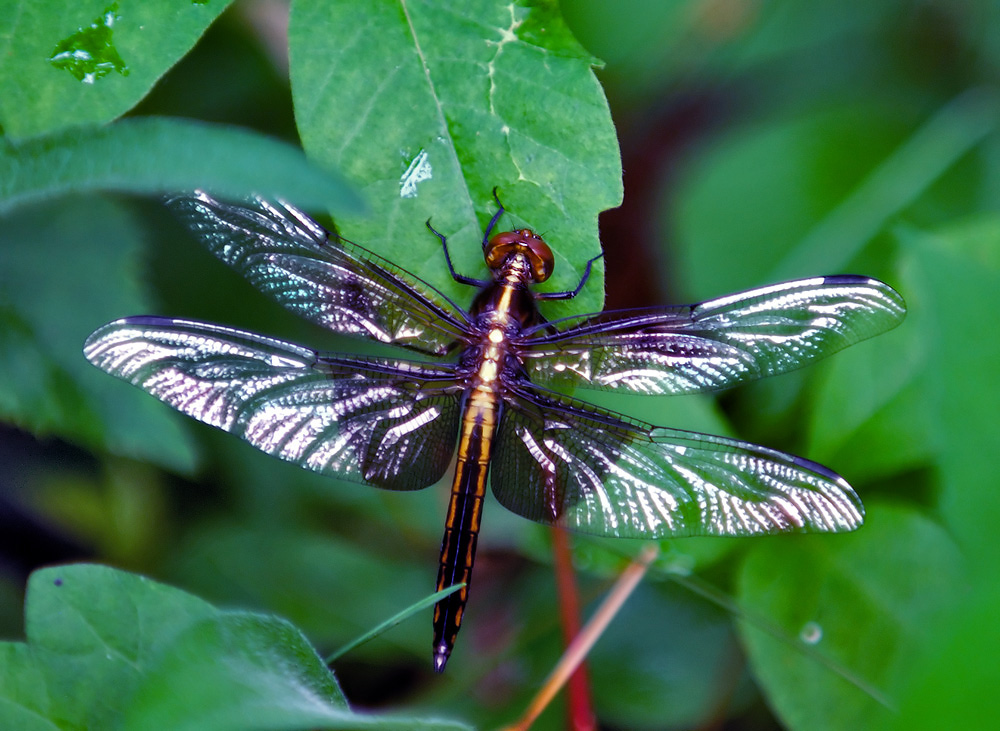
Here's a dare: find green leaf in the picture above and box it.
[805,298,927,482]
[121,612,352,731]
[20,564,218,730]
[0,117,363,214]
[897,217,1000,577]
[0,643,58,731]
[0,564,471,731]
[589,581,742,728]
[769,90,1000,281]
[737,503,965,731]
[884,582,1000,731]
[0,195,196,470]
[0,0,233,138]
[289,0,622,317]
[671,92,998,299]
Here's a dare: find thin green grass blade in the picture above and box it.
[325,584,465,665]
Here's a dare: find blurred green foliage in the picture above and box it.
[1,0,997,729]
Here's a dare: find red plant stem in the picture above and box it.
[550,526,596,731]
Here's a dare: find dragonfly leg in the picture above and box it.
[426,220,490,288]
[483,187,506,247]
[535,252,604,300]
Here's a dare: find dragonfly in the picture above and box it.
[84,190,906,672]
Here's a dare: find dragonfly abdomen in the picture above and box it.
[432,386,501,673]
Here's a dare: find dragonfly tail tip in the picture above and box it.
[432,646,451,673]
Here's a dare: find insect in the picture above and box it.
[84,190,906,671]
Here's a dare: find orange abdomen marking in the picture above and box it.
[432,388,498,672]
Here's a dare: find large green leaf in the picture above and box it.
[0,564,471,730]
[15,564,218,730]
[883,582,1000,731]
[879,217,1000,730]
[897,218,1000,576]
[122,613,350,731]
[671,94,997,299]
[737,503,964,731]
[0,0,232,138]
[0,117,362,214]
[0,643,57,731]
[589,581,743,728]
[290,0,622,317]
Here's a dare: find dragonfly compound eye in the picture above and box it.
[485,229,555,283]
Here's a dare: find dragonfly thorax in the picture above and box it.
[485,229,554,283]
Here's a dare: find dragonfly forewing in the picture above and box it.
[168,192,470,356]
[521,275,905,396]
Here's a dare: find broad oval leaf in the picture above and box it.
[289,0,623,317]
[737,503,964,731]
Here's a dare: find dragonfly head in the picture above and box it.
[485,229,554,283]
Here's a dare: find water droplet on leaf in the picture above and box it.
[49,2,129,84]
[800,620,823,644]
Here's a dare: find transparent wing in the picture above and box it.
[491,389,863,538]
[167,191,470,356]
[520,276,906,395]
[85,317,461,490]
